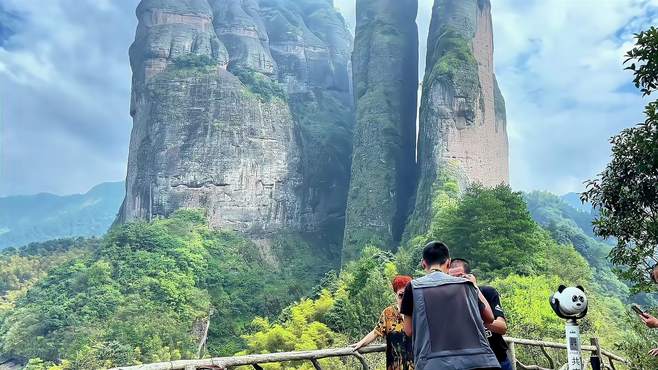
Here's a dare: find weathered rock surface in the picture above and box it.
[408,0,509,234]
[342,0,418,262]
[118,0,353,239]
[261,0,354,237]
[120,0,510,256]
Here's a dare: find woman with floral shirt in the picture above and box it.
[353,275,414,370]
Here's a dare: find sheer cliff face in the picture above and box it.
[409,0,509,233]
[119,0,353,238]
[342,0,418,262]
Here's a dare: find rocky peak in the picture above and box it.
[407,0,509,236]
[118,0,354,242]
[342,0,419,262]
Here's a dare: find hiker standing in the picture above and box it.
[450,258,512,370]
[353,275,415,370]
[400,241,500,370]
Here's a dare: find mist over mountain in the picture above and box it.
[0,182,124,249]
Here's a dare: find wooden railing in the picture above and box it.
[111,337,629,370]
[507,337,628,370]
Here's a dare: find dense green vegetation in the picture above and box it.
[0,210,336,369]
[583,26,658,291]
[525,192,629,298]
[1,180,652,369]
[240,184,635,368]
[231,66,287,102]
[172,54,217,70]
[159,54,220,80]
[236,246,395,370]
[0,238,96,317]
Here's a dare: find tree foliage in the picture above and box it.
[230,67,286,102]
[237,246,397,369]
[583,26,658,291]
[0,210,335,369]
[0,177,641,368]
[237,291,347,370]
[525,192,629,298]
[172,54,218,70]
[625,27,658,96]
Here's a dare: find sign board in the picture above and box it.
[565,322,582,370]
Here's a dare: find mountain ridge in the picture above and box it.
[0,181,124,249]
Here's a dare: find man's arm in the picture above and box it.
[483,286,507,334]
[478,289,495,324]
[485,317,507,335]
[642,313,658,328]
[464,275,494,324]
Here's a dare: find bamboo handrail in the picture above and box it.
[110,337,629,370]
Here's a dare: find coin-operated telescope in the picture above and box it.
[550,285,588,370]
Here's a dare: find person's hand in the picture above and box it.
[649,347,658,356]
[641,313,658,328]
[463,273,477,286]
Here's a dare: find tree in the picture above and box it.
[583,26,658,291]
[430,184,544,278]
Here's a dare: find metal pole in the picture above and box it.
[565,319,583,370]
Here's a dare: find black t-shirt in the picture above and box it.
[480,286,508,362]
[399,281,485,317]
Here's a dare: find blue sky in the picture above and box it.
[0,0,656,196]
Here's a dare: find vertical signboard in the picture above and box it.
[566,321,582,370]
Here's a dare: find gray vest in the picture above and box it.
[411,271,500,370]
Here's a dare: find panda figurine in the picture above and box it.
[550,285,588,320]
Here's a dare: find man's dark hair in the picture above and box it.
[451,258,471,274]
[422,241,450,266]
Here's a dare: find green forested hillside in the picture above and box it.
[525,192,628,297]
[0,185,652,369]
[0,210,338,369]
[0,182,124,250]
[237,184,634,369]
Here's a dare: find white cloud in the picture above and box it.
[1,0,655,198]
[0,0,138,196]
[491,0,656,194]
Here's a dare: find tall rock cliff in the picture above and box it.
[118,0,353,242]
[408,0,509,234]
[342,0,418,262]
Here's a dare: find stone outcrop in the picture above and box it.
[119,0,510,258]
[118,0,353,240]
[342,0,419,262]
[408,0,509,234]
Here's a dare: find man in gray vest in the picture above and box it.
[400,241,500,370]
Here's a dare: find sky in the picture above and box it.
[0,0,656,197]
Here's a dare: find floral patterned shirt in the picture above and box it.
[374,305,414,370]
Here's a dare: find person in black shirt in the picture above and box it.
[450,258,512,370]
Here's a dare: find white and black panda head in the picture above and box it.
[550,285,588,320]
